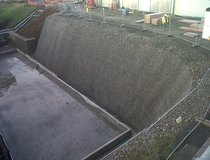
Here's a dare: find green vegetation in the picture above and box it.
[127,133,178,160]
[0,3,37,29]
[150,133,177,160]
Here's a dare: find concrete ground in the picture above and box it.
[0,53,125,160]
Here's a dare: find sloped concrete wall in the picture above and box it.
[35,15,192,131]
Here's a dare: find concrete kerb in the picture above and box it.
[82,130,131,160]
[16,49,131,159]
[101,129,146,160]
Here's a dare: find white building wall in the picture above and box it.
[138,0,170,12]
[121,0,138,9]
[102,0,112,7]
[101,0,209,17]
[151,0,170,13]
[174,0,210,17]
[139,0,151,11]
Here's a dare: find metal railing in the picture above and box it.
[152,68,210,160]
[65,5,210,51]
[57,5,210,159]
[0,11,37,36]
[101,68,210,160]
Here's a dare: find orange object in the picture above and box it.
[44,0,62,4]
[145,13,165,24]
[86,0,95,7]
[28,0,44,6]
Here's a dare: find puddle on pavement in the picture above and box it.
[0,56,16,96]
[0,74,16,97]
[0,54,40,97]
[0,55,33,97]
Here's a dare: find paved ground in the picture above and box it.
[0,53,125,160]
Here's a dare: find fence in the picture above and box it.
[0,11,37,39]
[64,4,210,51]
[103,68,210,160]
[60,5,210,159]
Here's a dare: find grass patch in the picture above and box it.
[0,3,37,29]
[128,133,178,160]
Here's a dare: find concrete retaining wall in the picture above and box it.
[34,15,193,131]
[10,32,35,54]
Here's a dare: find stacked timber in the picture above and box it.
[179,27,203,33]
[152,17,162,25]
[145,12,164,24]
[179,18,204,36]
